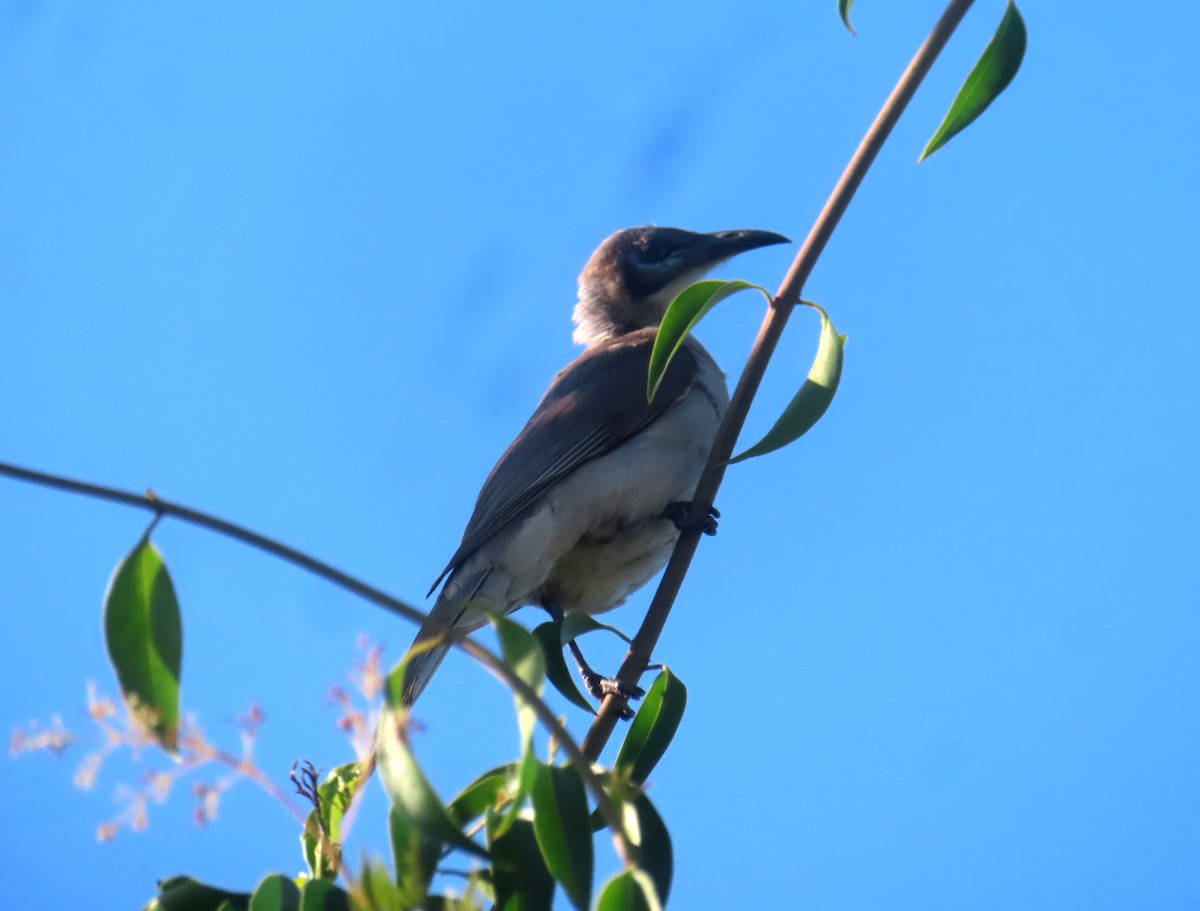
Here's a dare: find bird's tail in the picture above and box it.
[400,566,493,707]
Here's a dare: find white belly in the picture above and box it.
[529,339,727,614]
[444,339,727,626]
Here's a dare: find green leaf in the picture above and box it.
[423,895,488,911]
[104,534,183,751]
[301,761,364,880]
[838,0,856,34]
[383,663,402,708]
[376,706,490,859]
[298,879,350,911]
[631,794,673,905]
[559,613,632,647]
[248,875,300,911]
[490,613,546,750]
[532,622,595,714]
[530,762,594,911]
[920,0,1027,160]
[647,280,771,403]
[389,805,441,908]
[536,613,634,715]
[493,745,540,842]
[356,856,406,911]
[487,815,556,911]
[490,614,548,839]
[614,670,687,785]
[144,876,249,911]
[448,763,519,825]
[594,869,662,911]
[729,300,846,463]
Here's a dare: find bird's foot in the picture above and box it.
[664,500,719,536]
[566,631,650,721]
[579,668,644,720]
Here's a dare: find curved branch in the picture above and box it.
[0,459,633,863]
[581,0,979,759]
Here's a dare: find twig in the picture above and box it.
[581,0,979,759]
[0,459,633,863]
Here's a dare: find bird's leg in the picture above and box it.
[566,638,644,707]
[664,500,720,536]
[539,600,643,720]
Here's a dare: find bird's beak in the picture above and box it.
[685,229,791,268]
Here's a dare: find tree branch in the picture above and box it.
[581,0,979,759]
[0,459,633,863]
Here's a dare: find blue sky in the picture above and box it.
[3,1,1198,908]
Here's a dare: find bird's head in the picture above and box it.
[573,225,790,346]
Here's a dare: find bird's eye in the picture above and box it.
[638,242,672,265]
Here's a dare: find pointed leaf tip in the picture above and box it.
[921,0,1027,161]
[730,300,845,463]
[533,621,596,714]
[838,0,857,34]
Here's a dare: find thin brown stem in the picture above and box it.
[581,0,979,759]
[0,459,632,862]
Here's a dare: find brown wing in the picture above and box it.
[427,327,700,595]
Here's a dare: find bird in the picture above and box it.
[401,225,789,709]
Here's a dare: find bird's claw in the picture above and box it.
[580,668,644,720]
[664,500,719,536]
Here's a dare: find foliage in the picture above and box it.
[649,282,847,464]
[5,2,1026,908]
[922,1,1028,160]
